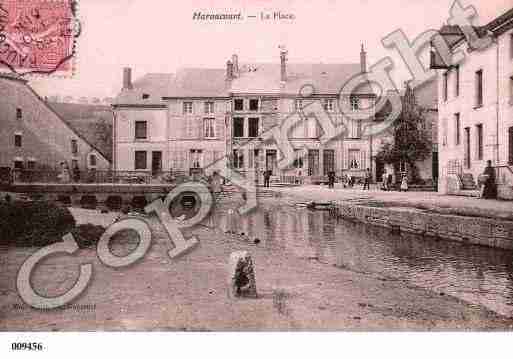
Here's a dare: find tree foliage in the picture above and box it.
[376,83,432,183]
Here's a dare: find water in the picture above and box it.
[211,198,513,317]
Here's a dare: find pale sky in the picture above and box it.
[29,0,512,99]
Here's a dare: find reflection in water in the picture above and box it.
[209,201,513,317]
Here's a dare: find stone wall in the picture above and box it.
[333,202,513,250]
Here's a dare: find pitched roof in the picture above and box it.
[114,62,374,105]
[232,63,372,95]
[166,68,229,97]
[114,73,174,105]
[48,102,113,161]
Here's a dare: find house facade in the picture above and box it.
[113,48,390,183]
[432,8,513,198]
[228,48,376,183]
[113,69,229,176]
[0,73,110,179]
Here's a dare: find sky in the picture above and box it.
[27,0,513,99]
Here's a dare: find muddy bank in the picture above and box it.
[1,204,512,330]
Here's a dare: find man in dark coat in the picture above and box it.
[482,160,497,199]
[263,169,271,188]
[327,171,335,189]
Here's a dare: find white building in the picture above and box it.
[433,8,513,199]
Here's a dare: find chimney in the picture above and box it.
[360,44,367,73]
[231,54,239,76]
[226,60,234,80]
[279,46,287,82]
[122,67,133,90]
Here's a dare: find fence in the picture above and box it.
[10,169,185,184]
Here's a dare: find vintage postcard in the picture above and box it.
[1,0,513,356]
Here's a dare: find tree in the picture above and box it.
[376,82,432,183]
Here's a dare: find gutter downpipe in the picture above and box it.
[496,33,500,167]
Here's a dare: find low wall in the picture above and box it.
[332,202,513,250]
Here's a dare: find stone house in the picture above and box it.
[113,47,385,183]
[432,8,513,199]
[112,68,228,176]
[0,73,110,180]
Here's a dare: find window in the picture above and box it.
[249,99,259,111]
[203,118,216,138]
[89,154,97,167]
[183,101,193,114]
[348,149,360,169]
[464,127,471,168]
[135,121,147,139]
[27,160,36,170]
[348,119,362,138]
[306,117,318,138]
[204,101,215,114]
[142,93,150,99]
[249,149,260,168]
[350,96,360,111]
[71,139,78,154]
[14,134,22,147]
[454,66,460,97]
[295,99,303,111]
[190,149,202,168]
[233,149,244,169]
[475,70,483,107]
[476,124,483,160]
[14,160,23,170]
[455,113,460,145]
[248,117,259,138]
[134,151,147,169]
[323,99,335,112]
[71,159,78,170]
[234,99,244,111]
[293,150,304,169]
[443,72,448,101]
[233,117,244,138]
[16,108,22,120]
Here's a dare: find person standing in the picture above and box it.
[481,160,497,199]
[263,169,271,188]
[382,170,388,191]
[327,170,335,189]
[400,173,408,192]
[363,168,371,190]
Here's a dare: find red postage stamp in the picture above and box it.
[0,0,80,76]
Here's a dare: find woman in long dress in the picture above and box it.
[481,160,497,199]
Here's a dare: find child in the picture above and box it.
[400,174,408,192]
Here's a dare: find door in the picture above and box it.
[323,150,335,176]
[152,151,162,175]
[266,150,277,175]
[308,150,320,176]
[375,158,385,182]
[464,127,471,169]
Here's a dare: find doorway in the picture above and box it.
[152,151,162,175]
[323,150,335,176]
[266,149,277,175]
[308,150,320,176]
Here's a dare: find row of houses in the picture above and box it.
[0,44,438,185]
[112,46,438,184]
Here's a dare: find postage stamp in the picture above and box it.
[0,0,80,76]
